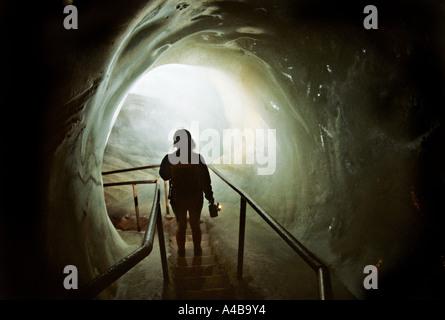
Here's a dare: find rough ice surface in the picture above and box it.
[42,0,444,299]
[98,0,444,299]
[114,230,165,300]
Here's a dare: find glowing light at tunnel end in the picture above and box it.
[168,121,276,175]
[110,63,278,175]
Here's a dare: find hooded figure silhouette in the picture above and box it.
[159,129,214,257]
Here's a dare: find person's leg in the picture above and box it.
[189,200,203,256]
[172,202,187,257]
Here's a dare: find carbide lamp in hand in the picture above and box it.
[209,202,222,218]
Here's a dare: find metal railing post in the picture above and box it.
[156,188,169,283]
[132,184,141,232]
[77,181,160,299]
[164,180,170,216]
[208,165,333,299]
[317,266,333,300]
[237,197,247,280]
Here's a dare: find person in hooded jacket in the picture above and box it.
[159,129,215,257]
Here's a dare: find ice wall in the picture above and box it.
[101,0,445,298]
[33,0,444,299]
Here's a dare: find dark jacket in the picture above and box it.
[159,152,214,204]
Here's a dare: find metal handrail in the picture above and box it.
[103,179,157,187]
[103,179,159,232]
[208,165,333,300]
[102,164,160,176]
[95,163,332,299]
[102,165,171,217]
[74,179,169,299]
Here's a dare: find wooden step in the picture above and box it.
[170,246,213,257]
[175,274,230,291]
[177,287,234,300]
[174,255,217,267]
[166,216,234,300]
[169,240,211,250]
[175,264,222,278]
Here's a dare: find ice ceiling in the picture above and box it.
[22,0,444,299]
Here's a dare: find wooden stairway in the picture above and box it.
[166,218,234,300]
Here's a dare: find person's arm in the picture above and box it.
[199,156,214,203]
[159,155,172,181]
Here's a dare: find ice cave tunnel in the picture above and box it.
[1,0,445,300]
